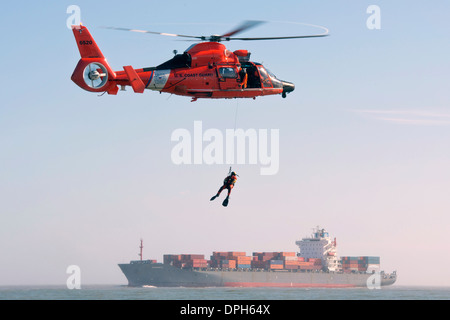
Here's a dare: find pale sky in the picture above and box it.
[0,1,449,287]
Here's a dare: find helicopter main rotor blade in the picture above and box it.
[102,26,205,40]
[103,22,266,42]
[220,20,266,38]
[103,21,329,42]
[226,22,329,41]
[227,34,329,41]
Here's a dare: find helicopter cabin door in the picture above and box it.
[217,66,239,90]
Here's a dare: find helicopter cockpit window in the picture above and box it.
[219,67,237,79]
[264,67,283,89]
[155,52,192,70]
[265,68,277,79]
[257,66,273,88]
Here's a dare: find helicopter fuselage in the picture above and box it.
[71,26,295,101]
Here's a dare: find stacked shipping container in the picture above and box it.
[252,252,323,271]
[163,254,208,269]
[163,251,330,271]
[341,256,380,273]
[210,252,251,269]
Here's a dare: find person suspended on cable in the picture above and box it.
[210,171,238,207]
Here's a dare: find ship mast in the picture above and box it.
[138,239,143,261]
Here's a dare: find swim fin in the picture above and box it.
[222,197,229,207]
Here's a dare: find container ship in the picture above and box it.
[118,227,397,288]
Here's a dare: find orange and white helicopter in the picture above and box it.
[71,21,328,101]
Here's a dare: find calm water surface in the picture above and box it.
[0,285,449,300]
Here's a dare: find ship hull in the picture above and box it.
[118,263,396,288]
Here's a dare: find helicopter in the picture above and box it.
[71,21,328,101]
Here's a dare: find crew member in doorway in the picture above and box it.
[239,68,248,89]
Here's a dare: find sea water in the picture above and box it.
[0,285,449,300]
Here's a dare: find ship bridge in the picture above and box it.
[296,226,340,272]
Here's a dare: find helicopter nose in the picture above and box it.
[281,81,295,98]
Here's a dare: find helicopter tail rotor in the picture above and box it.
[83,62,108,89]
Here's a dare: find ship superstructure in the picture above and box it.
[296,226,340,272]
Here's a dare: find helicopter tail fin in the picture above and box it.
[70,25,118,94]
[72,24,105,59]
